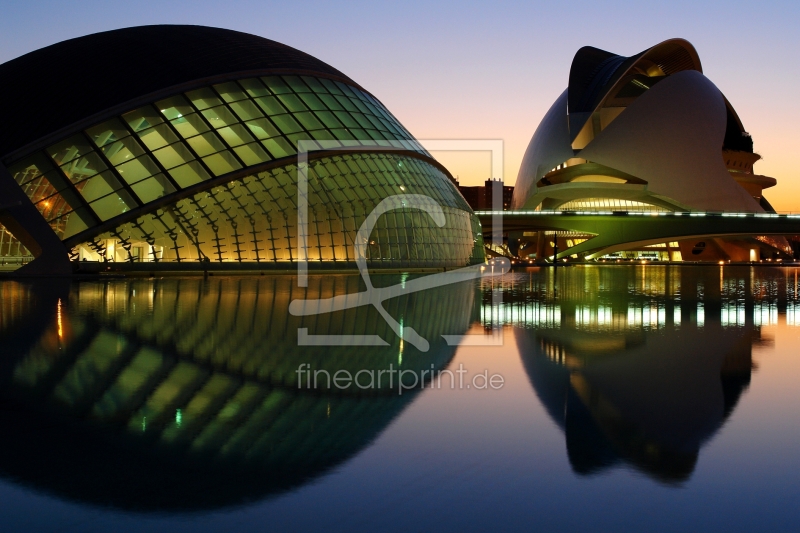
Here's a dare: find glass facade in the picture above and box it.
[3,74,481,267]
[553,198,669,213]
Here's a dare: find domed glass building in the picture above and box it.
[0,25,484,275]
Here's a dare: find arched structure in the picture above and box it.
[0,26,483,275]
[511,38,787,262]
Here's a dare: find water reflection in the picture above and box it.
[488,265,792,484]
[0,276,477,512]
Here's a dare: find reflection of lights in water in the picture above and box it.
[398,318,404,365]
[141,416,146,432]
[57,299,63,340]
[175,409,182,428]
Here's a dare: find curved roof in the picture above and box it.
[568,38,702,119]
[0,25,356,159]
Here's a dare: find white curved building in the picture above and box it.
[512,39,789,262]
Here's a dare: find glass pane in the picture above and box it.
[229,100,264,121]
[254,96,287,115]
[156,95,194,120]
[294,112,324,131]
[217,124,255,147]
[277,94,307,113]
[270,114,303,135]
[35,192,72,221]
[300,76,328,93]
[130,174,177,203]
[261,76,291,94]
[261,137,295,159]
[245,118,281,140]
[314,110,344,129]
[238,78,270,97]
[233,143,271,166]
[62,211,89,239]
[22,176,57,203]
[186,132,226,157]
[334,95,358,112]
[298,93,327,111]
[101,137,145,166]
[8,158,49,186]
[137,123,179,151]
[123,106,164,132]
[320,78,344,95]
[47,135,93,166]
[77,171,123,202]
[61,152,107,183]
[202,151,243,176]
[213,82,247,103]
[86,118,130,148]
[152,143,195,170]
[282,76,311,93]
[116,155,160,185]
[169,161,211,188]
[90,191,137,221]
[170,113,210,139]
[318,93,344,111]
[333,111,359,129]
[286,133,318,150]
[185,88,222,110]
[201,105,239,129]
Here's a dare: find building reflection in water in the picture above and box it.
[481,265,799,484]
[0,276,477,512]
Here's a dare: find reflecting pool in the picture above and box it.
[1,265,799,532]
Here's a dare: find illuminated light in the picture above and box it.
[175,409,182,427]
[399,185,405,191]
[719,261,725,265]
[142,416,146,432]
[57,299,63,340]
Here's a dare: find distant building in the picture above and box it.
[456,178,514,211]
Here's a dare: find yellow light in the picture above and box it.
[57,299,63,340]
[718,261,725,265]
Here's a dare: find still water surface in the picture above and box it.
[0,265,799,532]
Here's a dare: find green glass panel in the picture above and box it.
[233,143,271,166]
[156,95,194,120]
[131,174,177,203]
[186,132,226,157]
[318,93,344,111]
[47,135,93,166]
[294,112,324,131]
[314,111,344,129]
[254,96,287,115]
[202,151,243,176]
[62,212,89,239]
[123,106,164,133]
[171,113,210,139]
[300,76,328,93]
[261,137,295,159]
[61,152,107,183]
[137,123,179,151]
[282,76,311,93]
[270,114,303,135]
[101,136,145,166]
[116,155,160,185]
[213,82,247,103]
[8,158,49,186]
[86,118,131,148]
[335,82,358,98]
[228,100,264,122]
[90,191,137,221]
[238,78,270,97]
[334,96,359,112]
[217,123,255,147]
[286,133,318,150]
[169,161,211,188]
[152,143,195,170]
[320,78,344,95]
[330,129,356,141]
[297,93,327,111]
[351,113,374,130]
[185,87,222,110]
[78,171,123,202]
[277,94,307,113]
[261,76,292,94]
[202,105,239,129]
[333,111,359,129]
[245,118,280,139]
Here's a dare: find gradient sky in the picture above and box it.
[2,0,799,209]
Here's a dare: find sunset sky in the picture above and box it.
[2,0,798,210]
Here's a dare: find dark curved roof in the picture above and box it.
[567,39,702,117]
[0,25,356,159]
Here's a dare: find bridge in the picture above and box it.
[475,210,800,260]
